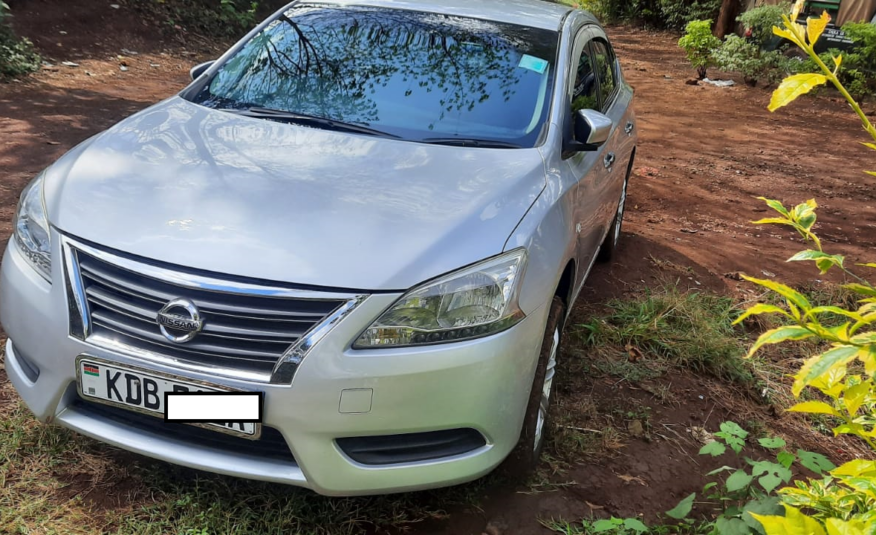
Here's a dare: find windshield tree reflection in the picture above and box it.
[189,5,558,146]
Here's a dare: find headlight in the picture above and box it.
[354,249,527,348]
[13,172,52,281]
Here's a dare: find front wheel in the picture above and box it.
[502,296,566,477]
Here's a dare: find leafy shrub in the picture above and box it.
[714,34,797,85]
[679,20,721,78]
[660,0,722,30]
[0,2,40,79]
[575,0,720,30]
[738,3,789,45]
[732,2,876,532]
[133,0,259,40]
[837,22,876,98]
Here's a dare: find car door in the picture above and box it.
[565,27,613,290]
[590,33,630,234]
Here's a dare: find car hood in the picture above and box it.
[44,97,546,291]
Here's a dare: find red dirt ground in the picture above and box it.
[1,2,875,534]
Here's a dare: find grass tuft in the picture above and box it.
[576,287,755,387]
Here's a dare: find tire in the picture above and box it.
[597,161,631,263]
[502,296,566,477]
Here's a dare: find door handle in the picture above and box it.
[603,152,616,169]
[624,121,634,135]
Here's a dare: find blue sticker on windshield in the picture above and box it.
[518,54,548,74]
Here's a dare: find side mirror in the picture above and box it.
[190,61,215,81]
[568,109,613,152]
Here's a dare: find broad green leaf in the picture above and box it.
[806,306,861,322]
[787,400,840,416]
[758,437,786,449]
[717,516,752,535]
[769,73,828,112]
[862,144,876,152]
[734,303,792,325]
[807,10,831,45]
[700,441,727,457]
[721,421,750,439]
[741,275,811,310]
[758,197,791,218]
[623,518,648,533]
[726,469,755,491]
[777,451,796,468]
[825,518,865,535]
[832,459,876,477]
[665,492,696,519]
[592,519,618,532]
[844,283,876,297]
[794,345,859,394]
[797,450,836,475]
[751,505,826,535]
[751,461,792,492]
[748,325,815,359]
[850,332,876,344]
[843,382,870,415]
[788,251,844,274]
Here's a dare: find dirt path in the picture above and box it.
[1,7,875,534]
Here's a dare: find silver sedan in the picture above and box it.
[2,0,636,495]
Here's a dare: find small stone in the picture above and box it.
[685,78,699,85]
[120,65,128,72]
[61,61,79,67]
[628,419,645,438]
[484,519,508,535]
[110,3,120,8]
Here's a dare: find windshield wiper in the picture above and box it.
[221,107,400,139]
[420,137,522,149]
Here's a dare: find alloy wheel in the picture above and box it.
[534,327,560,452]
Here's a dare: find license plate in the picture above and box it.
[76,356,261,439]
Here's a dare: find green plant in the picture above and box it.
[679,20,721,79]
[0,1,40,79]
[660,0,722,31]
[667,421,834,534]
[738,3,790,46]
[714,34,796,85]
[730,2,876,532]
[132,0,259,40]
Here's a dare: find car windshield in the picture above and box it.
[186,5,559,147]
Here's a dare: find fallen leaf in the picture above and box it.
[626,344,644,362]
[618,474,648,486]
[585,501,605,510]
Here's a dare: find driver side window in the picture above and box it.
[571,39,599,113]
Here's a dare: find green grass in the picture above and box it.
[576,287,756,387]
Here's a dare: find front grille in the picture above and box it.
[72,247,347,377]
[73,399,296,463]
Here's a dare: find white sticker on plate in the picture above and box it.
[518,54,548,74]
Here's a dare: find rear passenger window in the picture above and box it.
[571,42,598,112]
[592,40,616,110]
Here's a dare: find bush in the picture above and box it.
[659,0,722,30]
[838,22,876,98]
[132,0,259,40]
[0,2,40,79]
[714,34,797,85]
[576,0,720,30]
[679,19,721,78]
[738,3,789,45]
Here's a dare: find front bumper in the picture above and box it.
[1,237,549,496]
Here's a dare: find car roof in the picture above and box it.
[304,0,586,31]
